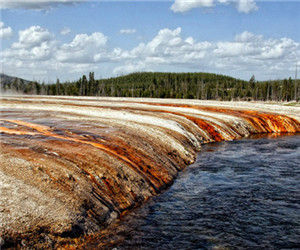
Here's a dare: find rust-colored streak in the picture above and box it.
[137,102,300,133]
[150,109,226,141]
[0,119,164,193]
[3,119,52,133]
[97,106,234,141]
[3,99,298,134]
[0,127,38,136]
[0,124,155,213]
[199,107,300,133]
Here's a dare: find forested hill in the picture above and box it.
[1,72,299,101]
[0,73,30,89]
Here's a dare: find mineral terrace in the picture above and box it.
[0,96,299,248]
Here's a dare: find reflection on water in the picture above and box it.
[83,134,300,249]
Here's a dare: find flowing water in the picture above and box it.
[85,134,300,249]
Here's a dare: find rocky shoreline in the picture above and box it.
[0,96,299,248]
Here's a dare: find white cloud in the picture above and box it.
[214,41,259,57]
[111,28,299,79]
[0,22,13,39]
[12,26,53,49]
[60,27,71,35]
[1,26,299,81]
[120,29,136,34]
[1,26,58,82]
[0,0,85,9]
[170,0,258,13]
[118,27,213,64]
[56,32,108,63]
[2,27,109,67]
[171,0,214,13]
[4,26,55,61]
[236,0,258,13]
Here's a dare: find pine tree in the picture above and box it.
[88,72,95,95]
[82,75,88,96]
[56,79,60,95]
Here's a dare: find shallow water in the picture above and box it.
[86,134,300,249]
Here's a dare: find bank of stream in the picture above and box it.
[79,134,300,249]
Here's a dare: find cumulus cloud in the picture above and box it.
[120,29,136,34]
[171,0,258,13]
[110,28,299,78]
[0,22,13,39]
[115,27,213,64]
[0,0,85,10]
[171,0,214,13]
[3,26,108,65]
[4,26,55,61]
[60,27,71,35]
[12,26,53,49]
[1,26,299,81]
[236,0,258,13]
[57,32,108,63]
[1,27,99,81]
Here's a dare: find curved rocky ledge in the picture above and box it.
[0,96,299,248]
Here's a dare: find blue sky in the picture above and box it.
[1,0,299,82]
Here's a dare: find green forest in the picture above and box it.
[1,72,299,101]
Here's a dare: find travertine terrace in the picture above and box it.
[0,96,299,247]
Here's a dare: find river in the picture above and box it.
[82,134,300,249]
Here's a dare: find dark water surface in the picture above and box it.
[88,134,300,249]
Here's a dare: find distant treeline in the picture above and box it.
[1,72,299,101]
